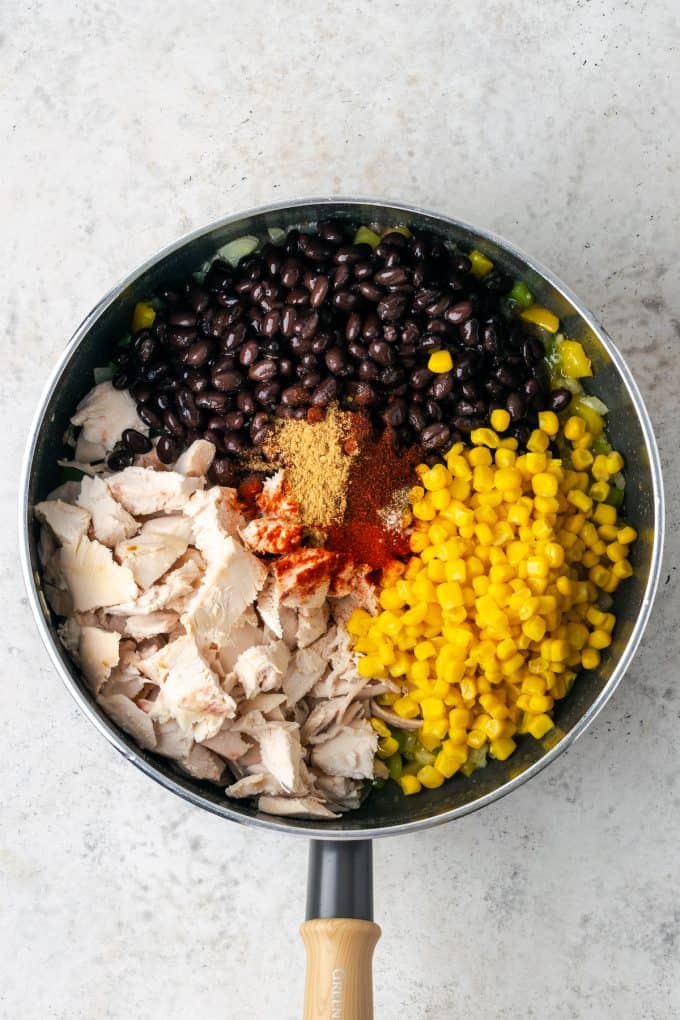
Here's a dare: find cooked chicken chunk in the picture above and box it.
[76,475,138,548]
[240,517,303,555]
[182,537,266,655]
[310,722,377,780]
[71,381,146,450]
[115,519,190,590]
[173,439,216,477]
[256,796,338,819]
[35,500,90,547]
[233,641,290,699]
[99,693,157,750]
[257,725,307,794]
[184,486,242,557]
[141,635,237,742]
[106,467,203,516]
[74,434,107,464]
[272,548,337,610]
[296,604,330,648]
[282,647,327,706]
[107,555,202,615]
[122,612,180,640]
[79,626,121,693]
[58,537,138,612]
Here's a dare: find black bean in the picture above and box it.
[133,331,156,363]
[311,377,338,405]
[367,339,393,366]
[379,365,403,387]
[136,404,161,429]
[454,399,477,417]
[223,322,247,351]
[194,390,229,414]
[410,367,433,389]
[495,365,519,388]
[206,415,226,432]
[248,359,278,383]
[345,312,363,342]
[332,264,351,290]
[382,398,407,427]
[286,287,308,306]
[262,310,281,338]
[425,399,443,422]
[236,390,256,415]
[254,381,281,405]
[168,310,196,328]
[223,411,246,431]
[310,332,330,354]
[213,370,242,392]
[445,300,473,325]
[362,312,381,340]
[384,324,401,344]
[459,318,479,346]
[357,359,379,381]
[506,391,526,421]
[374,267,409,287]
[452,416,483,433]
[377,294,407,322]
[163,410,185,436]
[210,457,235,485]
[223,431,245,454]
[204,261,233,293]
[122,428,152,454]
[430,372,454,400]
[408,405,427,432]
[188,284,210,314]
[157,435,179,464]
[296,310,320,340]
[281,306,297,337]
[237,341,257,368]
[333,290,358,312]
[421,423,451,449]
[301,372,322,390]
[358,281,383,302]
[325,347,347,373]
[112,372,129,390]
[482,321,500,353]
[176,388,202,427]
[454,353,475,381]
[353,260,374,281]
[380,231,408,249]
[310,276,329,309]
[550,387,572,412]
[334,244,366,265]
[317,220,347,244]
[281,258,301,288]
[347,340,367,361]
[185,340,212,367]
[346,382,376,407]
[281,384,310,406]
[298,234,331,261]
[107,449,135,471]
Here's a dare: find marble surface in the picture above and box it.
[2,1,678,1016]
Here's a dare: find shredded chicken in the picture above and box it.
[71,381,147,451]
[37,433,381,819]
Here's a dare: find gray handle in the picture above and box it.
[306,840,374,921]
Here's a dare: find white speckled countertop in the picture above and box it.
[2,1,679,1016]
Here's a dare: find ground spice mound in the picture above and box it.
[263,406,358,528]
[326,429,419,569]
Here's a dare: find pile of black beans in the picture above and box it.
[109,221,571,481]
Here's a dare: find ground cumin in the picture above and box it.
[264,406,358,528]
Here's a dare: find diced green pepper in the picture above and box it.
[509,280,534,309]
[353,226,381,249]
[393,729,418,758]
[385,753,403,781]
[592,433,613,456]
[400,760,421,777]
[94,362,119,384]
[605,486,624,508]
[413,743,437,767]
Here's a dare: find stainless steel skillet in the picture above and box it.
[20,198,664,1018]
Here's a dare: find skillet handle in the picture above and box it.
[300,918,381,1020]
[301,840,379,1020]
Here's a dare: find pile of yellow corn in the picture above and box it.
[348,410,636,796]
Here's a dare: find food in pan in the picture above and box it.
[36,221,635,816]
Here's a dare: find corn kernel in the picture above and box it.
[527,714,554,739]
[370,717,391,738]
[589,628,612,650]
[417,765,446,788]
[428,350,453,374]
[606,451,625,474]
[564,416,586,442]
[399,775,422,795]
[617,525,637,544]
[489,737,517,760]
[393,696,419,719]
[571,448,594,470]
[490,408,511,432]
[581,648,601,670]
[538,411,559,436]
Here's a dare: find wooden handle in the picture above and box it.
[300,918,381,1020]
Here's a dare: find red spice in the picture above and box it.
[326,424,418,570]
